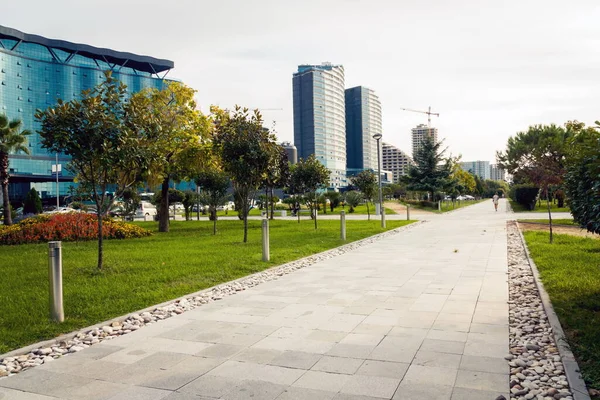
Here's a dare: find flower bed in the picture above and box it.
[0,213,152,245]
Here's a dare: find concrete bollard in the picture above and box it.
[340,210,346,240]
[48,241,64,322]
[407,204,410,220]
[262,218,270,262]
[381,207,386,228]
[438,201,441,211]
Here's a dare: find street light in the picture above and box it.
[372,133,385,228]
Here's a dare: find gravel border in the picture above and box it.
[0,220,422,378]
[515,222,591,400]
[506,221,587,400]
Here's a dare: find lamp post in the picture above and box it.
[372,133,385,228]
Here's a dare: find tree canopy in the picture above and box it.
[404,136,452,200]
[289,154,330,229]
[350,170,377,220]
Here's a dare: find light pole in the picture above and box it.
[372,133,385,228]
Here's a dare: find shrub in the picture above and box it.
[23,188,42,215]
[510,184,539,210]
[404,199,438,209]
[0,213,152,245]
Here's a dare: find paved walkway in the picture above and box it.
[1,201,514,399]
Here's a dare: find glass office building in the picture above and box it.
[292,63,347,188]
[345,86,381,174]
[0,25,174,201]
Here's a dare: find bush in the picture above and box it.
[404,199,438,209]
[0,213,152,245]
[23,188,42,215]
[510,184,539,210]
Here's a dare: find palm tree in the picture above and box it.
[0,115,31,225]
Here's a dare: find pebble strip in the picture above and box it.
[506,221,572,400]
[0,221,421,379]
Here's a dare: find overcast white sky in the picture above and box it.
[4,0,600,162]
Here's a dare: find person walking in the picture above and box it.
[492,193,499,211]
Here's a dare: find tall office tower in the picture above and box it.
[382,142,413,184]
[345,86,381,175]
[460,160,491,180]
[292,63,346,188]
[489,164,506,181]
[281,141,298,165]
[0,25,173,200]
[411,124,438,157]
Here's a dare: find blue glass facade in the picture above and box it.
[0,25,173,201]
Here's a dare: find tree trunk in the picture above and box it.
[313,203,318,230]
[213,208,217,235]
[366,201,370,221]
[97,212,104,270]
[270,187,275,220]
[547,187,553,244]
[243,208,248,242]
[1,153,12,226]
[159,177,170,232]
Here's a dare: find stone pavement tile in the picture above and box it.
[138,356,223,390]
[419,339,465,355]
[463,340,507,358]
[340,375,401,398]
[327,343,377,359]
[195,343,244,358]
[306,330,348,343]
[131,351,190,369]
[361,315,399,327]
[72,344,125,360]
[467,331,508,346]
[232,347,282,364]
[162,393,214,400]
[59,359,127,379]
[454,370,507,392]
[333,394,387,400]
[140,337,214,355]
[50,379,126,400]
[318,314,365,332]
[339,333,384,347]
[107,386,171,400]
[214,332,266,346]
[469,323,508,335]
[311,356,364,374]
[342,306,377,315]
[254,336,335,354]
[367,335,423,363]
[459,355,508,375]
[387,326,428,339]
[276,387,335,400]
[270,327,313,339]
[450,387,510,400]
[351,323,392,335]
[0,387,62,399]
[355,360,409,379]
[292,371,351,392]
[435,312,472,323]
[400,365,458,387]
[238,324,280,336]
[440,301,476,315]
[425,329,468,343]
[208,360,305,385]
[223,380,288,400]
[178,375,239,398]
[392,383,453,400]
[412,350,461,369]
[0,369,94,397]
[100,345,164,365]
[431,319,471,332]
[269,351,322,369]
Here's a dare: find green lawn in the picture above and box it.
[518,219,577,226]
[317,204,396,216]
[510,199,570,213]
[523,231,600,391]
[0,219,412,354]
[401,199,486,213]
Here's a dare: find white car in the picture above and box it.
[45,207,78,214]
[136,201,157,218]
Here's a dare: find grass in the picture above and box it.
[0,218,412,354]
[401,199,486,213]
[510,199,570,213]
[518,219,578,226]
[189,204,396,218]
[523,231,600,391]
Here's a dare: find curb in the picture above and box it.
[515,222,591,400]
[0,220,424,361]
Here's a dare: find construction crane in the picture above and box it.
[400,106,439,128]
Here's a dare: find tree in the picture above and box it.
[404,136,452,201]
[0,114,31,225]
[351,170,377,220]
[23,188,43,215]
[262,145,290,220]
[449,164,476,196]
[324,191,341,212]
[120,188,141,220]
[213,106,275,242]
[180,190,199,221]
[345,191,363,213]
[128,82,211,233]
[289,155,330,229]
[196,169,230,234]
[497,124,572,243]
[564,121,600,235]
[36,71,146,270]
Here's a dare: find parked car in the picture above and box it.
[44,207,78,214]
[136,201,157,218]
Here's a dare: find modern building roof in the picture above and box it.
[0,25,174,74]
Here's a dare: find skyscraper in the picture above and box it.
[411,124,438,157]
[460,160,491,180]
[292,63,346,188]
[281,141,298,165]
[345,86,381,174]
[0,25,173,200]
[382,142,412,184]
[489,164,506,181]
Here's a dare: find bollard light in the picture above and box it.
[340,210,346,240]
[262,219,270,262]
[48,241,64,322]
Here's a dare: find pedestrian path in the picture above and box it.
[0,200,512,400]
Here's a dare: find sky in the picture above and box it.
[3,0,600,162]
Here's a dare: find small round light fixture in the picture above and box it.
[372,133,382,140]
